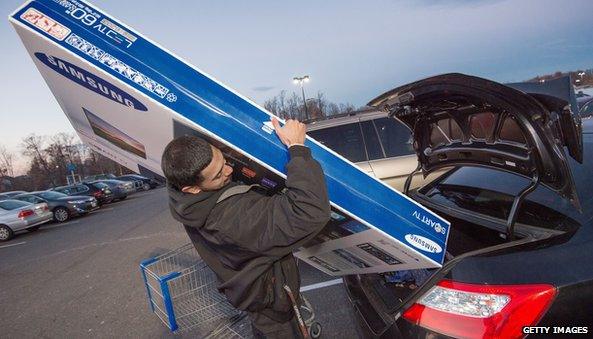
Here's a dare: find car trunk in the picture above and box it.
[356,73,583,327]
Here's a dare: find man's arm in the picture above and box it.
[215,119,331,256]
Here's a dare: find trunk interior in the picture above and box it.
[356,213,528,318]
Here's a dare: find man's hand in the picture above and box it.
[271,118,306,147]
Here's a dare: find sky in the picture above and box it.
[1,0,593,174]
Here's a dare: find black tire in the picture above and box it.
[119,195,128,201]
[27,225,41,232]
[142,183,150,191]
[309,322,322,338]
[0,224,14,242]
[53,207,70,223]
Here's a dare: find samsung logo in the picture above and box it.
[412,210,446,235]
[35,53,147,111]
[405,234,442,254]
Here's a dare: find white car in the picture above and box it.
[0,199,53,241]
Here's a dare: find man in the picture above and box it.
[161,118,330,338]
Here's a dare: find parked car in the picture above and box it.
[0,191,27,201]
[84,173,117,181]
[13,191,98,223]
[341,73,591,338]
[116,174,159,191]
[94,179,135,201]
[0,199,53,241]
[307,108,445,191]
[53,182,114,205]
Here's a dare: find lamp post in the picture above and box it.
[293,75,310,120]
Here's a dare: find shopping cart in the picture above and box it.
[140,243,322,338]
[139,243,252,337]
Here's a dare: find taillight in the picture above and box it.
[18,210,34,219]
[402,280,556,339]
[93,191,103,197]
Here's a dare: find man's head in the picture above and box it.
[161,135,233,194]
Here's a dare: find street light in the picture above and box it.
[293,75,310,120]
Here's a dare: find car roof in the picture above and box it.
[306,107,387,131]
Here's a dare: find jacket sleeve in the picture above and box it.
[220,145,331,256]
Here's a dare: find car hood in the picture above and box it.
[368,73,582,210]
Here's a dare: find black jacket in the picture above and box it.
[167,145,330,317]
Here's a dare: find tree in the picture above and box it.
[0,145,15,177]
[21,134,57,187]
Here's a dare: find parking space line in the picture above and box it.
[44,220,80,230]
[0,241,27,249]
[300,278,343,292]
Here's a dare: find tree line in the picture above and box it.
[0,132,131,192]
[263,90,356,122]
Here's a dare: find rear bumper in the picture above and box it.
[9,212,53,231]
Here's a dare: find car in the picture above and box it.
[0,199,53,241]
[307,108,446,191]
[341,73,592,338]
[83,173,117,181]
[93,179,135,201]
[577,95,593,119]
[13,191,99,223]
[53,182,114,205]
[0,191,27,201]
[116,174,160,191]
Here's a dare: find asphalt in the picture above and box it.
[0,187,361,338]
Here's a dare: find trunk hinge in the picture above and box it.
[404,162,422,196]
[506,172,540,241]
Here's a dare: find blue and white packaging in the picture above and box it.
[10,0,450,276]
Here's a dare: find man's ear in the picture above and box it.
[181,185,201,194]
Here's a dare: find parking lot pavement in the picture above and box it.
[0,187,361,338]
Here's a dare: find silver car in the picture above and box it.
[307,108,447,191]
[0,199,53,241]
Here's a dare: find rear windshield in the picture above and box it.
[421,167,581,231]
[0,200,31,210]
[92,182,109,189]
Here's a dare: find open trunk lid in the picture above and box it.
[368,73,582,210]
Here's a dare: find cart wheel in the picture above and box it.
[309,322,322,338]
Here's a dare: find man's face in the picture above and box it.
[194,145,233,192]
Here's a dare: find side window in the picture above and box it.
[581,102,593,118]
[374,117,415,158]
[78,185,90,193]
[308,123,367,162]
[360,120,384,160]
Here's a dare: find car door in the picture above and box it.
[360,117,414,188]
[307,121,375,176]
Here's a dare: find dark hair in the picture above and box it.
[161,135,213,190]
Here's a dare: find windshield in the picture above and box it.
[39,191,68,199]
[420,122,593,229]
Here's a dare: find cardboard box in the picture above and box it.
[11,0,450,275]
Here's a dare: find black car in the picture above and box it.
[53,182,114,205]
[116,174,159,191]
[93,179,135,201]
[13,191,98,222]
[342,74,592,338]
